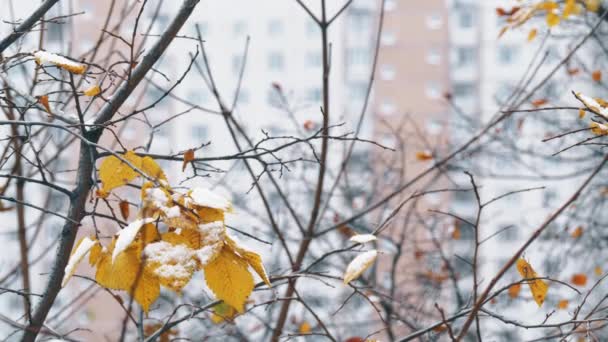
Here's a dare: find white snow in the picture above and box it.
[194,244,222,266]
[189,187,231,211]
[34,51,84,70]
[163,205,181,218]
[62,237,97,287]
[146,188,168,207]
[577,92,608,119]
[199,221,225,244]
[112,218,153,263]
[349,234,377,244]
[143,241,196,279]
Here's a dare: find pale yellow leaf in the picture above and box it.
[62,236,97,287]
[516,258,548,306]
[84,85,101,96]
[204,247,254,312]
[343,250,378,284]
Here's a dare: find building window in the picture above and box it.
[380,64,396,81]
[233,20,247,36]
[427,47,441,65]
[306,20,318,36]
[426,13,443,30]
[268,52,284,71]
[458,9,474,29]
[347,48,369,66]
[307,88,322,102]
[380,100,396,115]
[381,31,397,46]
[426,82,441,99]
[306,51,322,68]
[267,88,282,107]
[236,89,249,104]
[384,0,397,11]
[452,82,475,98]
[191,124,208,139]
[349,11,370,33]
[268,19,283,35]
[456,47,476,67]
[498,45,518,65]
[350,82,368,99]
[232,55,243,74]
[426,119,442,135]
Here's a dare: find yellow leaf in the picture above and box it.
[197,207,226,224]
[226,236,271,287]
[182,149,195,172]
[537,1,559,11]
[84,85,101,96]
[557,299,569,309]
[299,321,312,334]
[451,226,461,240]
[140,223,160,244]
[97,151,166,198]
[89,242,102,266]
[595,266,603,276]
[204,247,254,313]
[162,229,201,250]
[586,0,601,12]
[343,250,378,284]
[546,12,560,27]
[211,302,237,324]
[579,108,586,119]
[590,122,608,135]
[563,0,576,18]
[527,28,538,42]
[94,239,160,312]
[508,283,521,298]
[516,258,548,307]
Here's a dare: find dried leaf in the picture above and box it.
[532,98,548,108]
[343,250,378,284]
[557,299,569,309]
[119,201,130,220]
[204,247,254,312]
[508,283,521,298]
[415,151,433,161]
[592,70,602,82]
[516,258,548,307]
[38,95,51,113]
[182,149,195,172]
[579,108,586,119]
[571,273,587,286]
[571,226,583,238]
